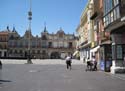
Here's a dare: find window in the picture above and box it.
[37,50,40,54]
[42,50,46,54]
[103,17,106,27]
[17,41,20,48]
[19,50,22,54]
[41,41,47,48]
[110,11,114,22]
[113,9,117,21]
[103,0,120,28]
[9,50,12,54]
[108,13,111,24]
[116,45,122,59]
[8,41,12,47]
[116,6,120,19]
[113,0,119,6]
[105,16,108,26]
[69,36,73,39]
[15,50,17,54]
[64,42,67,48]
[48,42,52,48]
[13,41,17,47]
[32,41,36,48]
[69,42,73,48]
[25,40,28,48]
[32,50,35,54]
[53,42,57,48]
[42,35,47,40]
[59,42,63,48]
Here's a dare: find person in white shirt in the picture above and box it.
[65,55,72,70]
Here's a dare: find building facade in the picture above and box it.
[76,0,94,61]
[76,0,125,73]
[6,27,76,59]
[103,0,125,73]
[0,26,10,58]
[90,0,112,72]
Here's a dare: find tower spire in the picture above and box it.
[44,22,47,32]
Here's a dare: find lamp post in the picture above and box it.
[27,0,32,64]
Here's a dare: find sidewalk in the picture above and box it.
[112,73,125,81]
[99,69,125,81]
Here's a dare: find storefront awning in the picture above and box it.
[79,42,91,49]
[90,46,100,53]
[73,51,79,56]
[100,40,112,46]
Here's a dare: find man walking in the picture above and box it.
[92,56,97,71]
[65,55,72,70]
[0,60,2,69]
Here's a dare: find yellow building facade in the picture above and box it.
[76,0,94,61]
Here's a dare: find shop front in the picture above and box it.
[80,43,91,61]
[0,49,7,58]
[110,29,125,73]
[100,44,112,72]
[78,41,91,61]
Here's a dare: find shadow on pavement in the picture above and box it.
[0,80,12,83]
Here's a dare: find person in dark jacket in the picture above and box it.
[0,60,2,69]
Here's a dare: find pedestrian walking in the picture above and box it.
[123,55,125,67]
[92,56,97,71]
[65,55,72,70]
[86,57,93,71]
[83,56,86,63]
[0,60,2,69]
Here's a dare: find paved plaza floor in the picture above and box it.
[0,59,82,65]
[0,59,125,91]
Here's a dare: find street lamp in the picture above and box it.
[27,0,32,64]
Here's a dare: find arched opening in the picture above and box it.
[50,52,60,59]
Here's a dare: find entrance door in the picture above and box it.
[4,51,7,57]
[51,52,60,59]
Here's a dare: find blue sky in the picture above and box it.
[0,0,87,36]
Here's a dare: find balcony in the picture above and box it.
[90,12,98,20]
